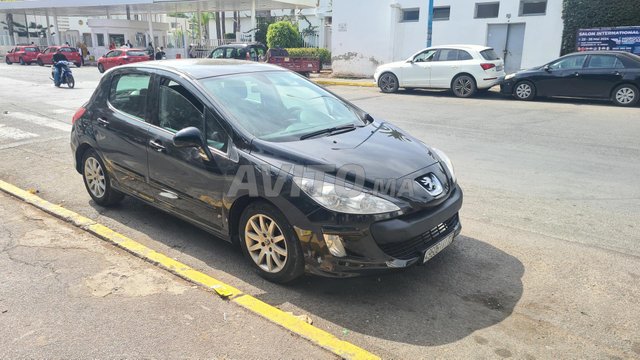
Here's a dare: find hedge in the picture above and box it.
[266,21,301,49]
[561,0,640,55]
[285,48,331,64]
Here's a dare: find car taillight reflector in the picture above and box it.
[481,63,496,71]
[72,107,86,124]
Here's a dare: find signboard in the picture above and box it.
[577,26,640,54]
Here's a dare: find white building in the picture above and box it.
[331,0,563,77]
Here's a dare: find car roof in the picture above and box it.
[119,59,286,79]
[430,44,492,51]
[216,42,265,49]
[567,50,636,56]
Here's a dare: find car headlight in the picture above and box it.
[293,177,400,214]
[505,73,516,80]
[431,148,456,184]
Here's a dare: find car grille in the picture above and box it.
[377,214,459,260]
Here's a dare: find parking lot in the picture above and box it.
[0,63,639,359]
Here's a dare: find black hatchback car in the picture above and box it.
[70,59,462,283]
[501,51,640,106]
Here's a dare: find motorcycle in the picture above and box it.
[50,61,75,88]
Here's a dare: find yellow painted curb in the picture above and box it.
[313,79,376,87]
[0,179,380,360]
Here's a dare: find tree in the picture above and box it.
[561,0,640,54]
[266,21,301,49]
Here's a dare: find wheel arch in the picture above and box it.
[75,143,94,174]
[450,72,477,88]
[227,195,281,246]
[609,81,639,99]
[378,70,401,86]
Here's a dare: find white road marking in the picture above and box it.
[0,124,39,141]
[5,112,72,132]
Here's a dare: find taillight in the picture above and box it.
[481,63,496,71]
[72,107,86,124]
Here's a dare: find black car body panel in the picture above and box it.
[501,51,640,100]
[71,59,463,277]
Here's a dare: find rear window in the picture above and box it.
[127,50,147,57]
[480,49,501,60]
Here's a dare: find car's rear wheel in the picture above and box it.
[82,149,124,206]
[612,84,639,107]
[451,74,477,98]
[378,72,399,93]
[513,81,536,101]
[19,57,25,65]
[97,63,105,73]
[37,59,43,66]
[239,201,305,283]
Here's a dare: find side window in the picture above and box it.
[414,49,437,62]
[210,48,224,59]
[614,58,625,69]
[458,50,473,60]
[434,49,460,62]
[226,48,239,59]
[587,55,618,69]
[109,73,151,120]
[549,55,587,70]
[205,111,229,152]
[158,79,204,133]
[249,48,257,61]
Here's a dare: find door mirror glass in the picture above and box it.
[543,64,550,71]
[173,127,205,148]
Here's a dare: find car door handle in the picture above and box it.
[613,71,621,76]
[574,72,580,77]
[149,139,166,152]
[97,117,109,126]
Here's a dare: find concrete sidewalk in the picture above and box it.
[0,191,333,359]
[310,73,376,87]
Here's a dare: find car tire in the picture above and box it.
[611,84,639,107]
[75,62,81,68]
[97,63,105,73]
[378,72,399,93]
[37,59,43,66]
[513,81,536,101]
[19,57,25,65]
[451,74,477,98]
[239,201,305,283]
[5,57,11,65]
[81,149,124,206]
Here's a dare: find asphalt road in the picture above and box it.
[0,63,639,359]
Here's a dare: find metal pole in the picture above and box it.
[251,0,256,42]
[53,14,60,45]
[45,10,51,46]
[426,0,434,47]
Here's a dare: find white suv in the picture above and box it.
[374,45,505,97]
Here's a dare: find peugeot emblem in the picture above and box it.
[416,173,443,196]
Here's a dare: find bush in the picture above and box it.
[562,0,640,55]
[285,48,331,64]
[266,21,301,49]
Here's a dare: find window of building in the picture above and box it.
[109,73,151,120]
[432,6,451,21]
[401,8,420,22]
[520,0,547,16]
[96,34,105,47]
[475,2,500,18]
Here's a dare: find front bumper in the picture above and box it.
[294,185,463,277]
[500,80,516,95]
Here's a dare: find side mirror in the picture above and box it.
[173,127,214,160]
[543,64,551,72]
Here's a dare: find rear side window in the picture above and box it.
[127,50,146,56]
[435,49,461,62]
[458,50,473,60]
[587,55,622,69]
[25,47,39,52]
[480,49,500,60]
[109,73,151,120]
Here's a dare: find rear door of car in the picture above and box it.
[93,69,153,197]
[578,54,625,98]
[146,72,232,232]
[430,49,464,88]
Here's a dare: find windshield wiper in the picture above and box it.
[300,124,357,140]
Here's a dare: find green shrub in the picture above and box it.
[285,48,331,64]
[562,0,640,55]
[266,21,301,49]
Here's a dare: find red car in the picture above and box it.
[97,48,150,73]
[5,45,40,65]
[37,46,82,67]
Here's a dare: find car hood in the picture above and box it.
[377,61,406,71]
[250,121,439,187]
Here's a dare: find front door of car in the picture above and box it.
[402,49,436,87]
[93,70,153,197]
[578,54,625,98]
[146,75,233,232]
[537,55,588,97]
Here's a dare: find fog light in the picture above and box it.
[323,234,347,257]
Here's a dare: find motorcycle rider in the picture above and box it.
[52,50,69,87]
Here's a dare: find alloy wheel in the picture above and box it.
[379,73,398,93]
[515,83,532,99]
[84,157,106,199]
[615,87,636,105]
[244,214,288,273]
[453,77,473,97]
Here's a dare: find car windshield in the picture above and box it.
[199,71,366,142]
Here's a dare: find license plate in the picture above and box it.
[423,233,454,263]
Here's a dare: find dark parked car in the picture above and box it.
[70,59,462,283]
[208,43,266,62]
[501,51,640,106]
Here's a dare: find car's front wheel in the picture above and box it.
[37,59,43,66]
[513,81,536,101]
[451,74,477,98]
[612,84,639,107]
[82,149,124,206]
[378,72,399,93]
[239,201,305,283]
